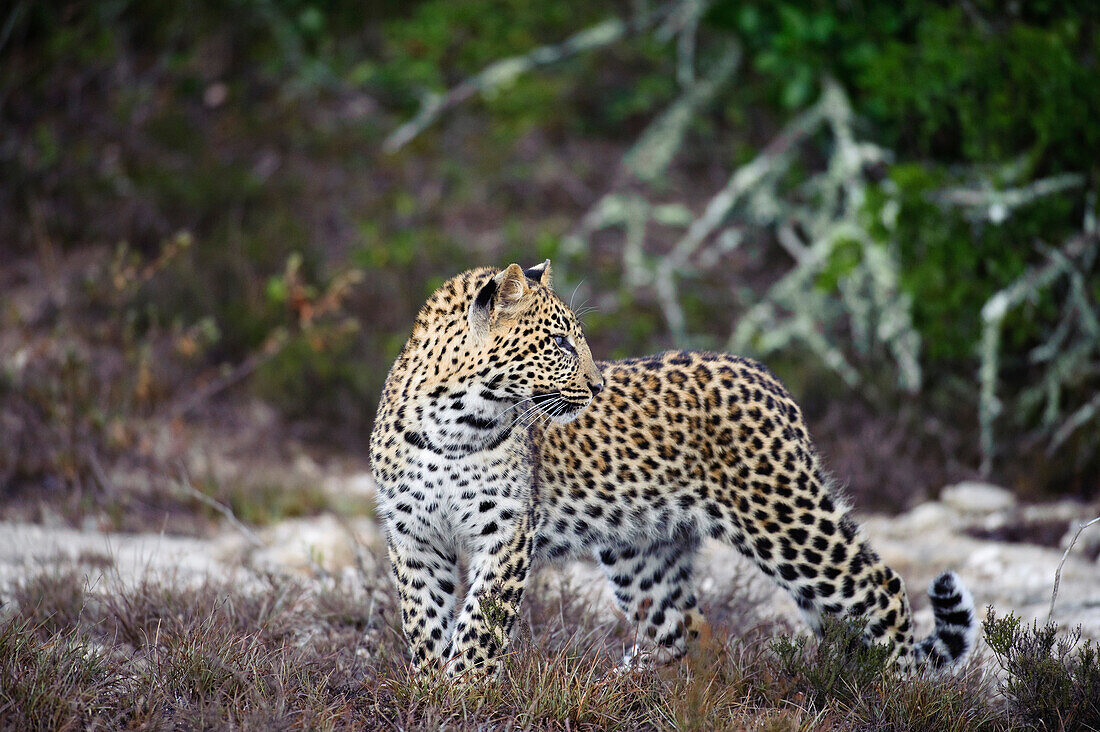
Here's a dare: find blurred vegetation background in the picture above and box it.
[1,0,1097,526]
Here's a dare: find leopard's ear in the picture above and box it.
[468,264,531,338]
[495,263,530,311]
[523,259,552,289]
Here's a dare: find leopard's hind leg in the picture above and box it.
[703,466,919,663]
[595,535,707,668]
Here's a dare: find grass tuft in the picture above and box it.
[0,618,123,730]
[12,568,89,639]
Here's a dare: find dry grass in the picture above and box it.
[0,552,1063,731]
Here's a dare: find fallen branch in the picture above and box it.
[1048,515,1100,622]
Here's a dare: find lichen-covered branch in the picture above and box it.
[566,71,926,387]
[383,8,674,152]
[724,80,921,392]
[979,234,1100,475]
[624,37,740,184]
[562,36,743,308]
[932,173,1085,224]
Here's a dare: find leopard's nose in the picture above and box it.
[590,381,604,396]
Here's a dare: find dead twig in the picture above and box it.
[174,461,263,549]
[334,514,379,581]
[1048,514,1100,622]
[165,329,289,420]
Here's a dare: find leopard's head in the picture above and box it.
[468,261,602,425]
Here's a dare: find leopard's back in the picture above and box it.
[534,350,816,554]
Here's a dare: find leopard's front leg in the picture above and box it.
[388,537,461,673]
[448,505,534,677]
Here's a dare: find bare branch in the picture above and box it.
[624,37,740,184]
[1049,392,1100,452]
[563,37,742,269]
[655,84,831,340]
[670,84,830,265]
[668,0,709,87]
[1049,515,1100,622]
[166,328,290,420]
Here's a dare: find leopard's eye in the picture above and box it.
[553,334,577,356]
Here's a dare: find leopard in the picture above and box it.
[369,261,977,678]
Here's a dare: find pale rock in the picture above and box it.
[247,515,384,574]
[1026,499,1089,524]
[326,471,378,497]
[292,452,323,479]
[940,481,1017,514]
[892,500,960,535]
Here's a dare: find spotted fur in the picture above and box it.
[370,262,977,676]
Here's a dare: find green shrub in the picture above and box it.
[708,1,1099,168]
[770,618,896,709]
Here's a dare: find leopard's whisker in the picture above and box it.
[522,398,559,429]
[508,393,563,432]
[504,401,547,432]
[491,395,541,424]
[522,398,563,432]
[568,280,586,310]
[573,304,598,318]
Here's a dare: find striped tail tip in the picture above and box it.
[916,570,977,669]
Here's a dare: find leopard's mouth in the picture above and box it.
[551,401,588,424]
[529,391,563,408]
[528,391,589,424]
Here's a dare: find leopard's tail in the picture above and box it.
[914,571,978,669]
